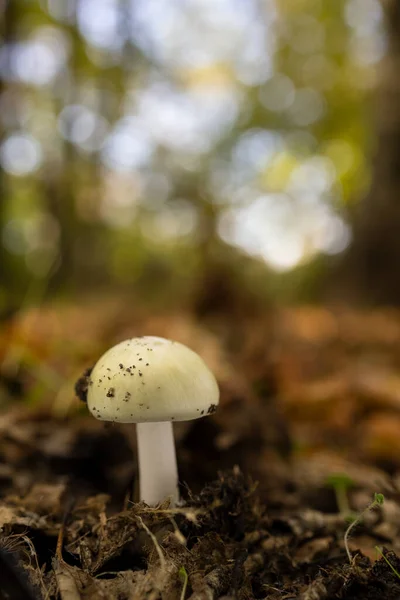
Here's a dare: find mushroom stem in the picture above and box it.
[136,421,179,506]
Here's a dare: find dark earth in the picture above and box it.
[1,303,400,599]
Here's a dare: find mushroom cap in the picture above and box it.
[87,336,220,423]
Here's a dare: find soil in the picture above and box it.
[1,303,400,599]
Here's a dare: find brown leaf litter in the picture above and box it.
[2,305,400,597]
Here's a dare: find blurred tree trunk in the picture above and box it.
[338,0,400,304]
[0,0,19,316]
[43,5,81,290]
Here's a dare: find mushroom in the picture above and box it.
[80,336,219,506]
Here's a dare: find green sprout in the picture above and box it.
[325,473,354,517]
[344,493,385,564]
[179,566,188,600]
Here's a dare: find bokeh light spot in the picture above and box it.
[58,105,108,151]
[0,133,42,176]
[11,27,69,86]
[287,88,325,126]
[101,117,154,171]
[259,74,295,112]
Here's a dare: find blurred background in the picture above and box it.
[1,0,395,315]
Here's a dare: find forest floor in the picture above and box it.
[1,299,400,599]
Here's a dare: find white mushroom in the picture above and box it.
[86,336,219,506]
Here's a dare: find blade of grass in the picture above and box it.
[375,547,400,580]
